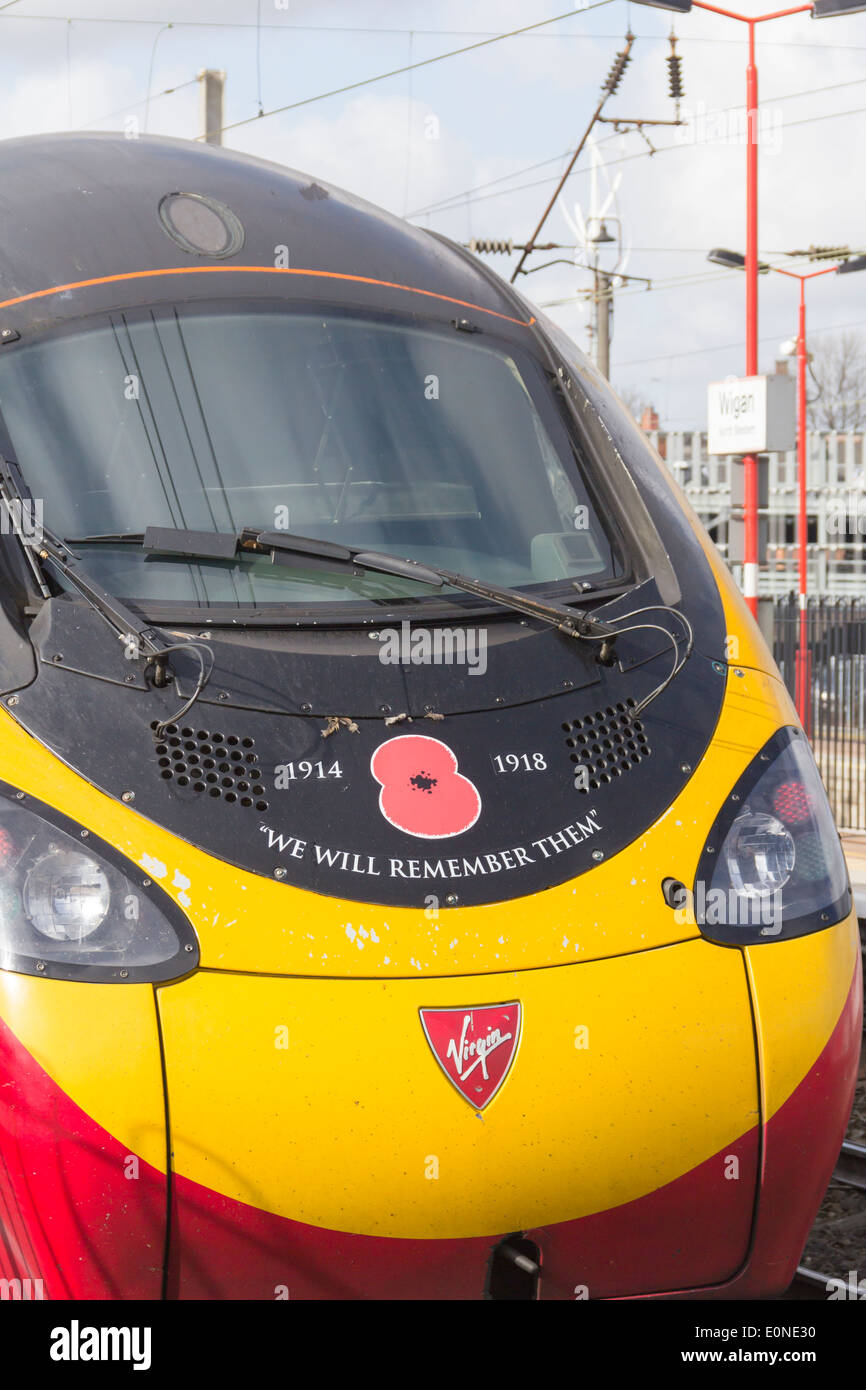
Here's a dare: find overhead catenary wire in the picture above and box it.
[143,22,173,134]
[82,77,198,130]
[0,11,863,47]
[610,315,866,371]
[510,32,642,283]
[203,1,618,141]
[540,244,866,307]
[255,0,265,119]
[9,7,861,164]
[12,10,861,384]
[541,263,761,306]
[408,78,866,221]
[406,99,866,228]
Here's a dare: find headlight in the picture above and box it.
[24,850,111,941]
[722,811,795,899]
[0,787,198,981]
[692,727,851,944]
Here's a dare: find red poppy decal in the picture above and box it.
[420,1003,521,1109]
[370,734,481,839]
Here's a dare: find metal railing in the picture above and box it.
[773,597,866,830]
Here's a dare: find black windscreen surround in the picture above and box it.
[0,305,623,609]
[8,608,726,910]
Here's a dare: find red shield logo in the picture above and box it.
[370,734,481,839]
[420,1003,521,1109]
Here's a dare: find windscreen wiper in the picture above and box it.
[0,462,214,730]
[253,527,620,654]
[0,455,53,602]
[67,526,696,715]
[0,456,155,654]
[78,524,620,660]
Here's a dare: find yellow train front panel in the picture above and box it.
[156,940,760,1297]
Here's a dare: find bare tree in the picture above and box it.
[617,385,652,423]
[806,331,866,432]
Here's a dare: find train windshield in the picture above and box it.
[0,305,625,614]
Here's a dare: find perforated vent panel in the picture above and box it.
[562,698,650,792]
[151,722,269,811]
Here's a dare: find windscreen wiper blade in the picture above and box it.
[0,464,219,717]
[69,527,696,714]
[0,455,52,600]
[253,529,620,650]
[134,524,619,654]
[34,531,168,657]
[0,460,164,657]
[0,465,165,660]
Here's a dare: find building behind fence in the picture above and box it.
[646,427,866,598]
[640,419,866,826]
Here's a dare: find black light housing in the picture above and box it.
[629,0,692,9]
[691,727,851,946]
[0,783,199,982]
[837,255,866,275]
[707,248,770,274]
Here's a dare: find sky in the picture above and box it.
[0,0,865,428]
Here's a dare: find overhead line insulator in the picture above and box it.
[666,55,684,100]
[809,244,849,261]
[602,43,632,96]
[469,237,514,255]
[667,33,684,101]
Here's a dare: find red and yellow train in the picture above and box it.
[0,132,859,1299]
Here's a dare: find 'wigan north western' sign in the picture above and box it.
[707,374,795,456]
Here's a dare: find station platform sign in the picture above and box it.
[707,374,796,456]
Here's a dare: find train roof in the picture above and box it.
[0,132,524,335]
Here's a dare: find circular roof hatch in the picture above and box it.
[158,191,245,258]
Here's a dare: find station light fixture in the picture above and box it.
[633,0,866,13]
[707,248,770,274]
[813,0,866,15]
[629,1,693,10]
[836,254,866,274]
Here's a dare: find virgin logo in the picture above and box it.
[420,1003,521,1109]
[370,734,481,839]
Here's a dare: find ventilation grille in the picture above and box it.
[151,722,269,811]
[562,698,650,792]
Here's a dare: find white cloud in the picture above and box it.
[232,90,481,220]
[0,0,864,426]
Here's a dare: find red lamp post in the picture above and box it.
[706,253,844,725]
[771,264,836,729]
[634,0,863,615]
[694,4,811,618]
